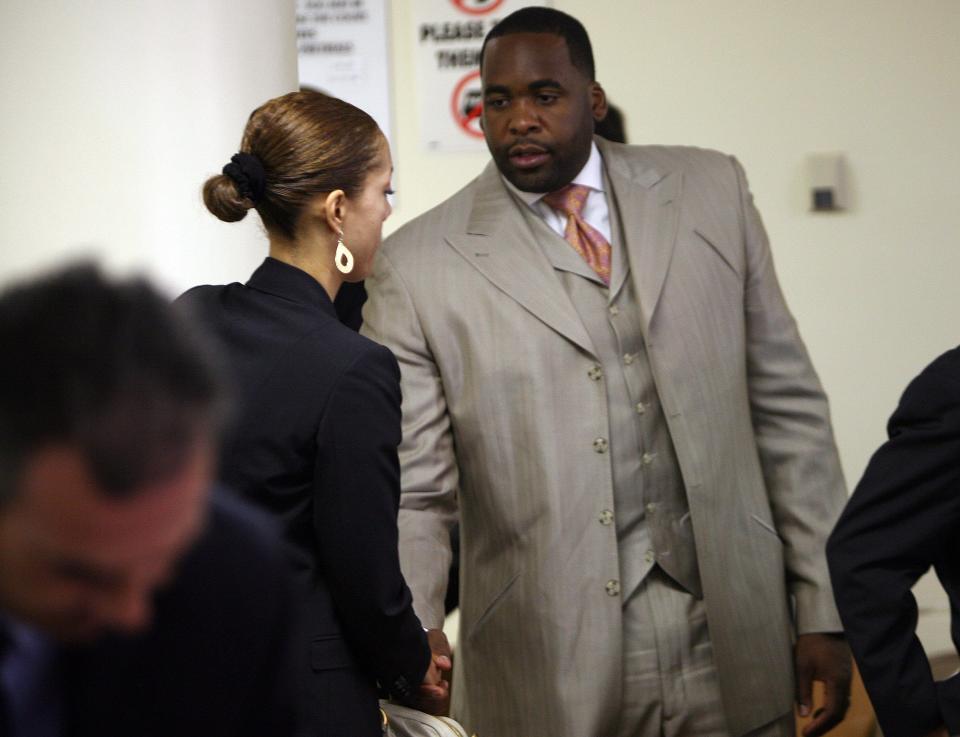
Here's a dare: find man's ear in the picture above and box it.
[590,82,608,123]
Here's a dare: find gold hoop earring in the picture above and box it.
[335,232,354,275]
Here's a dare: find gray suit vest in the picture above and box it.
[516,178,702,601]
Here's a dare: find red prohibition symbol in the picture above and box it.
[450,0,505,15]
[451,69,485,139]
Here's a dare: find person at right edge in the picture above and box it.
[361,7,852,737]
[178,90,449,737]
[828,347,960,737]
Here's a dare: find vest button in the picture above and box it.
[605,579,621,596]
[598,509,614,526]
[593,438,609,454]
[587,365,603,381]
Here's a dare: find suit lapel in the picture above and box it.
[601,138,683,332]
[446,162,597,357]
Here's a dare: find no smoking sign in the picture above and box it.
[450,0,504,14]
[451,69,484,139]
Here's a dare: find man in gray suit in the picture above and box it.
[363,8,851,737]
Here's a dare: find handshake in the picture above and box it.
[408,629,453,716]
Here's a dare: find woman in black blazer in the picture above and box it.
[178,90,447,737]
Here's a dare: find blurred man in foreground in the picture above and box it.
[0,263,299,737]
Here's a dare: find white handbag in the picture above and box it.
[379,701,475,737]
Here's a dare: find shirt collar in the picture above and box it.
[501,141,604,207]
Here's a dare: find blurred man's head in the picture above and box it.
[479,7,606,193]
[0,264,225,642]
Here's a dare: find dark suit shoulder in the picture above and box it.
[321,332,400,399]
[301,317,399,389]
[886,345,960,437]
[899,345,960,406]
[180,279,388,385]
[178,282,231,300]
[176,281,247,316]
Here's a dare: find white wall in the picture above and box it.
[2,0,958,652]
[0,0,299,294]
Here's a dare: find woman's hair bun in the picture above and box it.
[202,174,254,222]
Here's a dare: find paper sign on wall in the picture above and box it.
[414,0,551,153]
[296,0,394,145]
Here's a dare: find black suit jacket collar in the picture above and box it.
[246,257,337,319]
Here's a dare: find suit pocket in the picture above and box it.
[750,513,784,544]
[694,227,742,280]
[310,634,355,672]
[466,570,520,644]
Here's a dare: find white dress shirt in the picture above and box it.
[502,142,612,243]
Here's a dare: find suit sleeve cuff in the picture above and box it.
[792,583,844,634]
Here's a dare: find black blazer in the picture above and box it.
[64,490,301,737]
[179,258,429,737]
[828,347,960,737]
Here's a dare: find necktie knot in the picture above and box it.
[542,183,591,218]
[539,183,611,285]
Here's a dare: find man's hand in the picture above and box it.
[795,632,852,736]
[408,629,453,716]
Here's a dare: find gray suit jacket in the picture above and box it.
[362,139,846,737]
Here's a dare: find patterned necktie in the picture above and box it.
[541,183,612,285]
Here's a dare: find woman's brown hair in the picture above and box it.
[203,90,383,239]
